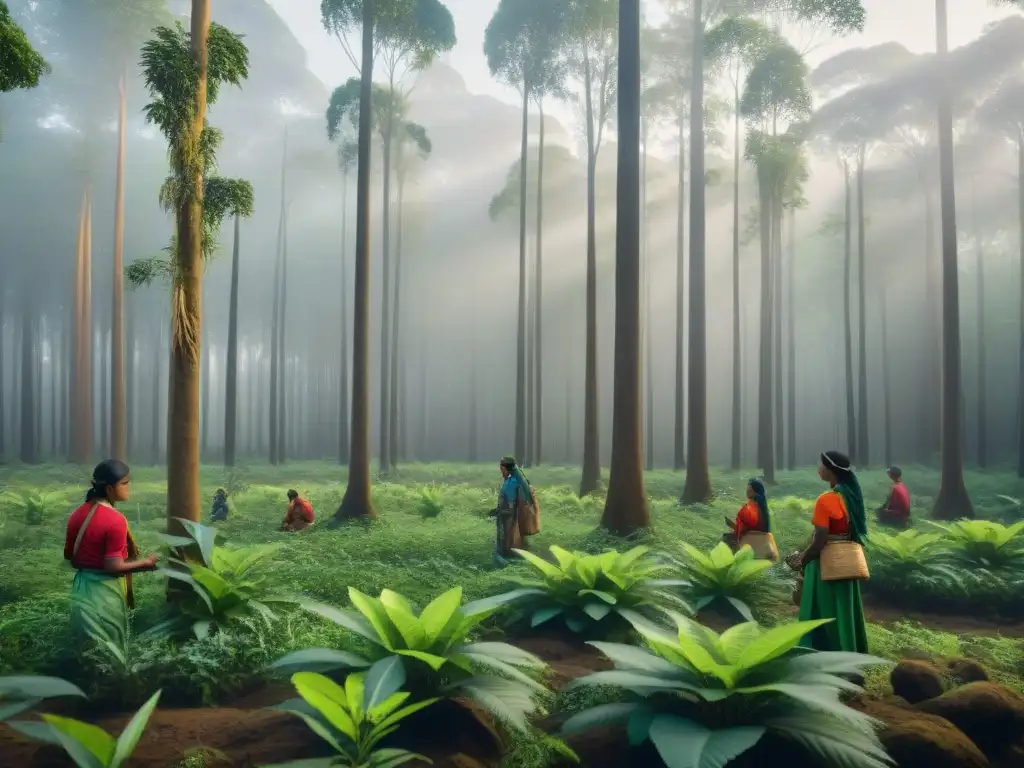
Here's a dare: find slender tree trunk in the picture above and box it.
[111,73,127,462]
[602,0,650,533]
[151,318,162,463]
[201,322,210,458]
[1018,136,1024,477]
[881,286,892,467]
[534,101,544,466]
[755,173,775,484]
[388,169,405,469]
[674,105,687,471]
[224,214,241,467]
[786,207,797,469]
[924,188,941,461]
[278,210,289,464]
[642,121,653,472]
[379,101,395,476]
[269,144,285,465]
[856,148,869,465]
[975,225,987,468]
[0,290,5,460]
[515,77,529,464]
[730,79,741,471]
[681,0,711,503]
[19,287,36,463]
[772,195,783,465]
[932,0,974,519]
[126,293,134,461]
[842,163,857,461]
[73,190,94,465]
[526,239,534,466]
[339,171,350,465]
[336,3,377,520]
[580,49,600,496]
[100,325,109,455]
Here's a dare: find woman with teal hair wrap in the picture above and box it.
[488,456,529,566]
[792,450,869,653]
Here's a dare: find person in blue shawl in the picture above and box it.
[488,455,531,566]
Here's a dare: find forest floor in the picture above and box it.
[1,461,1023,767]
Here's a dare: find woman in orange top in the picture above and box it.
[723,478,771,547]
[281,489,315,531]
[790,450,869,653]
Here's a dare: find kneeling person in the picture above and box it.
[281,489,314,531]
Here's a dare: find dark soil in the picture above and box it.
[862,601,1024,637]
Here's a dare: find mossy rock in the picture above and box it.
[892,659,945,704]
[854,699,989,768]
[945,658,989,687]
[917,682,1024,758]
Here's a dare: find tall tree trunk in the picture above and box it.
[379,100,395,476]
[932,0,974,519]
[339,171,351,465]
[126,293,135,460]
[681,0,711,503]
[856,148,869,464]
[580,49,601,496]
[881,286,892,467]
[772,194,783,465]
[278,209,289,463]
[674,105,687,471]
[642,121,653,472]
[975,226,987,468]
[224,213,241,467]
[336,2,377,520]
[166,0,210,532]
[73,190,93,465]
[19,288,36,463]
[786,207,796,469]
[515,77,529,464]
[269,144,285,465]
[842,163,857,461]
[1018,136,1024,477]
[755,173,775,484]
[111,73,127,462]
[201,322,210,458]
[534,101,544,466]
[151,317,162,463]
[0,289,5,459]
[602,0,650,533]
[388,168,405,469]
[100,325,109,455]
[526,239,534,466]
[924,187,940,462]
[730,78,742,471]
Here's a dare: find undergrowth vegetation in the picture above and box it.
[0,461,1022,766]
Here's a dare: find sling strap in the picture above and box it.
[71,503,101,566]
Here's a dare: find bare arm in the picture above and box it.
[800,526,829,567]
[102,554,158,575]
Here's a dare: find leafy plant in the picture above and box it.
[9,690,161,768]
[273,586,549,732]
[155,518,295,639]
[268,671,435,768]
[673,542,782,622]
[1,490,67,525]
[867,529,961,581]
[561,611,892,768]
[0,676,85,721]
[928,519,1024,569]
[416,486,443,519]
[469,546,691,637]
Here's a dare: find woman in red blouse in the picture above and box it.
[723,478,771,547]
[65,460,159,645]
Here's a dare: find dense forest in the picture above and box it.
[2,0,1024,529]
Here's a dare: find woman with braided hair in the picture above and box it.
[788,450,869,653]
[488,455,537,566]
[64,460,159,646]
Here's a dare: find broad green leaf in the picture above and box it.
[560,702,641,735]
[372,697,439,734]
[417,588,463,642]
[567,670,689,694]
[344,673,365,721]
[549,545,577,571]
[455,653,547,693]
[363,656,406,712]
[40,714,116,768]
[297,601,379,642]
[648,715,765,768]
[111,690,161,768]
[718,623,763,664]
[455,676,536,732]
[379,600,427,650]
[271,648,370,674]
[579,589,617,605]
[460,642,545,669]
[348,589,402,649]
[627,708,656,745]
[582,602,612,622]
[0,676,86,701]
[0,701,37,721]
[172,517,219,566]
[160,570,214,613]
[573,557,599,588]
[587,642,684,676]
[395,649,449,671]
[617,546,650,570]
[6,719,61,743]
[291,672,358,741]
[515,549,563,579]
[462,588,546,616]
[531,606,564,627]
[736,619,832,669]
[725,596,754,622]
[368,691,411,722]
[289,710,347,756]
[379,589,417,617]
[368,747,434,768]
[708,543,736,570]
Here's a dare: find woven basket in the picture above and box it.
[738,531,779,562]
[820,540,870,582]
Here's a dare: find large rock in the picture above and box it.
[891,660,945,704]
[855,699,989,768]
[946,658,989,686]
[917,682,1024,757]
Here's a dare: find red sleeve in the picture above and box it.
[734,503,758,538]
[301,500,314,522]
[103,514,129,560]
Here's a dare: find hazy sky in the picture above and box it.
[267,0,1016,110]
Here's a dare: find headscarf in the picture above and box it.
[85,459,130,503]
[821,450,867,544]
[500,456,531,504]
[748,478,771,532]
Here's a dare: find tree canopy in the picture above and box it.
[0,0,49,93]
[483,0,568,92]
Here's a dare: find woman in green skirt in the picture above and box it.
[790,450,869,653]
[64,460,159,646]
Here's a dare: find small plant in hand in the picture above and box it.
[9,690,161,768]
[561,611,892,768]
[673,542,784,622]
[470,545,691,638]
[269,671,436,768]
[274,586,549,732]
[154,518,296,639]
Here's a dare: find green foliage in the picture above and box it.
[740,39,812,128]
[562,611,891,768]
[674,542,782,622]
[472,545,691,636]
[928,519,1024,570]
[274,586,549,732]
[484,0,569,91]
[786,0,867,34]
[416,486,443,519]
[0,0,50,93]
[0,676,85,722]
[704,16,776,75]
[9,690,161,768]
[1,490,67,525]
[270,671,435,768]
[155,519,295,639]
